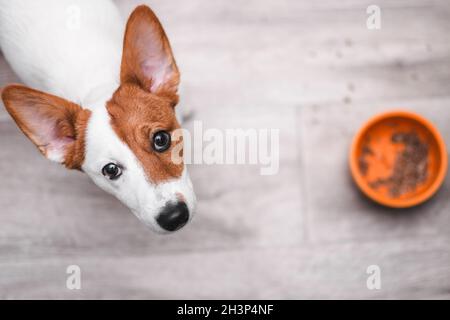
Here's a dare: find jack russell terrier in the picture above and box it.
[0,0,196,233]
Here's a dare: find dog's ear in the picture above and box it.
[120,5,180,103]
[1,84,83,164]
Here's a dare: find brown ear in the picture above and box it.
[1,84,88,168]
[120,5,180,103]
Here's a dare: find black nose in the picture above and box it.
[156,201,189,232]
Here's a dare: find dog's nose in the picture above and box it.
[156,201,189,232]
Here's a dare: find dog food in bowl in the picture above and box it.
[350,110,447,208]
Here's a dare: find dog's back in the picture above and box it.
[0,0,124,106]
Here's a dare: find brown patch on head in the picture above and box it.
[109,5,185,183]
[107,83,183,183]
[1,84,91,170]
[63,108,91,170]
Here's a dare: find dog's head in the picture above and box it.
[1,6,196,233]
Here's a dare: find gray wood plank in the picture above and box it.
[0,237,448,299]
[135,0,450,111]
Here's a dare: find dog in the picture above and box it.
[0,0,196,233]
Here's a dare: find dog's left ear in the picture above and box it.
[121,5,180,103]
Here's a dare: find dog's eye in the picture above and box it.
[152,131,171,152]
[102,163,122,180]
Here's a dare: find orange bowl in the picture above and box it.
[350,110,447,208]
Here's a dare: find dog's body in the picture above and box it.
[0,0,196,233]
[0,0,122,107]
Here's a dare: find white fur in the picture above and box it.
[0,0,196,232]
[0,0,123,104]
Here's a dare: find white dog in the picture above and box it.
[0,0,196,233]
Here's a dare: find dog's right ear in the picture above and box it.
[1,84,86,167]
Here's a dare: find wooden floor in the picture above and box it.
[0,0,449,299]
